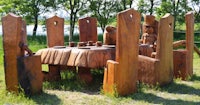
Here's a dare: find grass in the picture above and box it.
[0,35,200,105]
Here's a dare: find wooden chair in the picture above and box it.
[45,15,65,81]
[78,17,98,42]
[2,13,42,94]
[138,14,174,85]
[173,12,194,80]
[103,9,141,96]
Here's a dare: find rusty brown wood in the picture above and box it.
[2,13,24,92]
[17,55,43,94]
[138,13,174,85]
[46,15,64,47]
[103,9,140,96]
[46,15,65,81]
[103,26,116,45]
[173,12,194,80]
[78,17,98,42]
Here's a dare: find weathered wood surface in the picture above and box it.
[46,15,64,47]
[139,44,154,57]
[173,12,194,80]
[103,9,140,96]
[78,17,98,42]
[138,13,174,85]
[2,13,23,92]
[35,46,115,68]
[46,15,65,81]
[173,40,186,48]
[17,55,43,95]
[103,26,116,45]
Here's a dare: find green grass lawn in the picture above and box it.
[0,36,200,105]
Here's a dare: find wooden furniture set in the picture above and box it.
[2,9,197,96]
[2,13,43,95]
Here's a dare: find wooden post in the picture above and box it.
[78,17,98,42]
[2,13,23,92]
[46,15,64,81]
[185,12,194,76]
[103,9,140,96]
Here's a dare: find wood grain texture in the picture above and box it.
[103,9,140,96]
[78,17,98,42]
[185,12,194,76]
[2,13,23,92]
[46,15,64,47]
[17,55,43,95]
[173,12,194,80]
[138,13,174,85]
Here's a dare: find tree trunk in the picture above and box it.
[32,15,38,36]
[69,14,74,42]
[150,0,154,15]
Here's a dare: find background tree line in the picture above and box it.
[0,0,200,41]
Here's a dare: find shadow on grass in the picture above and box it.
[31,92,61,105]
[130,92,200,105]
[43,69,104,95]
[190,74,200,81]
[160,82,200,96]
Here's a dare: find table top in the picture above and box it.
[35,45,115,68]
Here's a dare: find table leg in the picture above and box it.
[78,67,93,84]
[43,65,61,81]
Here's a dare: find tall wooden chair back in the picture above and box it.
[46,15,64,47]
[78,17,98,42]
[103,9,141,96]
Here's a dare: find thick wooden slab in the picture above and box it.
[46,15,64,47]
[17,55,43,95]
[103,9,140,96]
[78,17,98,42]
[2,13,23,92]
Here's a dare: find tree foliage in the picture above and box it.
[58,0,87,41]
[0,0,56,36]
[87,0,121,32]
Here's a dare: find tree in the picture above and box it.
[156,0,191,30]
[136,0,159,15]
[58,0,87,42]
[87,0,120,32]
[190,0,200,22]
[0,0,56,36]
[120,0,133,10]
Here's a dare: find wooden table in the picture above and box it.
[36,45,115,68]
[35,45,115,83]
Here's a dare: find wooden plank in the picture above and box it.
[78,17,98,42]
[46,15,64,47]
[17,55,43,95]
[185,12,194,76]
[116,9,140,95]
[2,13,23,92]
[103,9,140,96]
[173,50,187,79]
[156,13,174,84]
